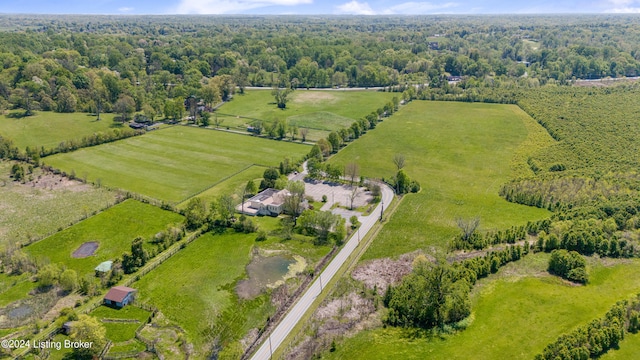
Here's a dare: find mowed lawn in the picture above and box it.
[44,126,309,203]
[178,164,267,209]
[25,199,183,277]
[216,90,395,140]
[329,101,551,259]
[326,255,640,360]
[0,111,118,150]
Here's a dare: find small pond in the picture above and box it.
[236,254,296,299]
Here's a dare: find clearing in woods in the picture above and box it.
[215,90,396,141]
[0,111,119,150]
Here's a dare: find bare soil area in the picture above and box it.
[291,91,338,104]
[71,241,99,258]
[285,291,380,360]
[351,251,419,295]
[27,173,93,192]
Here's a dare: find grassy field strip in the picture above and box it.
[45,126,309,202]
[0,111,118,150]
[272,194,402,360]
[176,163,258,206]
[24,200,184,277]
[328,101,551,259]
[0,161,117,246]
[216,90,396,137]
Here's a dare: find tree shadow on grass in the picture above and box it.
[398,326,438,340]
[6,111,32,119]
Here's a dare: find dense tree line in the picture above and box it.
[3,15,640,122]
[533,295,640,360]
[384,244,527,330]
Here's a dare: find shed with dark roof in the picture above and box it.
[103,286,136,308]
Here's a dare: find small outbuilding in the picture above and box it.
[104,286,136,308]
[94,261,113,276]
[62,321,74,335]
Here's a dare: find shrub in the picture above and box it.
[548,249,588,283]
[256,230,268,241]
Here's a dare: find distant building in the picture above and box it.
[104,286,136,308]
[237,188,290,216]
[428,42,439,50]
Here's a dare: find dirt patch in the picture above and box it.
[72,241,99,258]
[26,173,93,192]
[42,293,83,323]
[291,91,338,104]
[285,291,380,360]
[240,328,259,352]
[351,252,419,295]
[574,77,640,87]
[448,239,536,263]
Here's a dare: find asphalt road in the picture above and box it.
[250,179,394,360]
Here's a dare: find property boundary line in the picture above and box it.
[175,163,268,206]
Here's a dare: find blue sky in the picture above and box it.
[2,0,640,15]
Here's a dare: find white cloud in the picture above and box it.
[607,0,635,5]
[334,1,458,15]
[381,2,458,14]
[176,0,312,14]
[607,6,640,12]
[118,7,134,12]
[604,0,640,12]
[334,1,375,15]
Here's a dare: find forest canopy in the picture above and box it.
[1,15,640,117]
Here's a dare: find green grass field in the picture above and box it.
[0,161,117,246]
[328,101,551,259]
[90,305,150,344]
[0,111,118,150]
[325,255,640,359]
[178,165,267,209]
[133,217,331,359]
[0,273,37,307]
[25,199,183,277]
[44,126,309,203]
[601,332,640,359]
[216,90,395,140]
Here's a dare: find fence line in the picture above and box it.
[175,163,267,206]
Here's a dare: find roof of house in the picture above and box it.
[249,188,289,207]
[94,261,113,273]
[104,286,136,303]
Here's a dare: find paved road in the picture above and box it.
[250,179,394,360]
